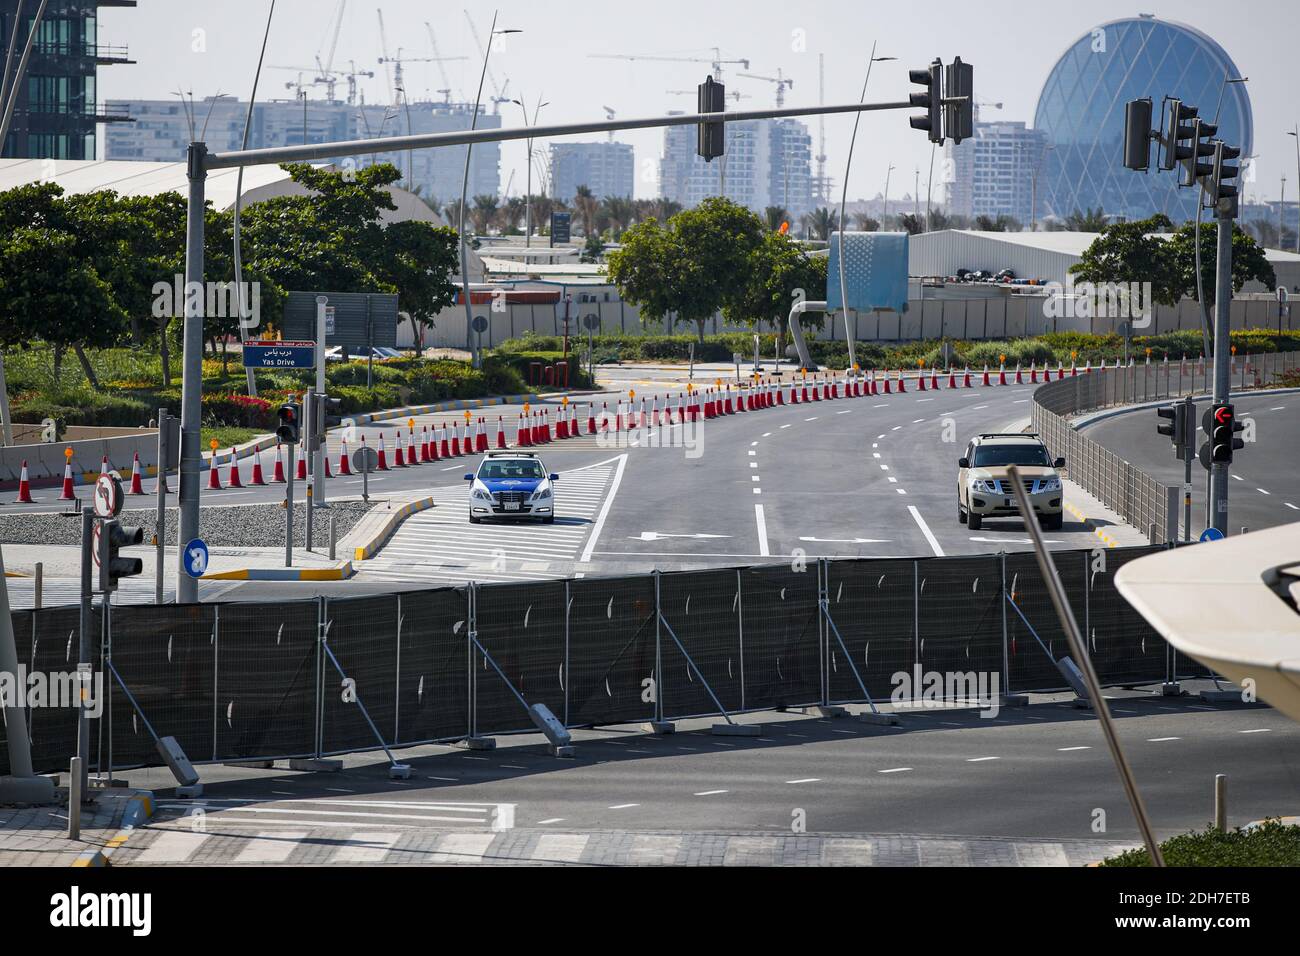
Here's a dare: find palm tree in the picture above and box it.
[601,195,636,238]
[974,214,1021,232]
[802,206,838,241]
[470,194,499,235]
[852,212,880,232]
[573,184,598,237]
[1065,207,1108,232]
[764,205,790,231]
[498,196,527,233]
[898,213,924,235]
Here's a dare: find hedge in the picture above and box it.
[1101,819,1300,867]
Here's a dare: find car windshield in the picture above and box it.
[479,459,545,480]
[973,444,1051,467]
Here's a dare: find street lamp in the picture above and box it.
[459,18,522,369]
[1028,142,1054,231]
[1289,127,1299,252]
[512,94,549,248]
[883,162,896,220]
[395,84,414,191]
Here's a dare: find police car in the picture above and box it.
[465,452,558,524]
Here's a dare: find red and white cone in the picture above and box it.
[1014,363,1023,384]
[58,460,75,500]
[439,425,451,459]
[496,417,507,449]
[587,405,597,435]
[16,460,34,503]
[394,432,406,467]
[208,451,224,490]
[918,371,927,391]
[982,365,991,386]
[324,451,333,478]
[273,442,286,483]
[339,438,353,475]
[998,364,1008,386]
[477,419,489,452]
[377,434,390,470]
[896,369,906,393]
[517,414,531,447]
[226,449,243,488]
[557,410,569,440]
[296,443,308,480]
[128,452,145,495]
[451,425,462,457]
[250,449,267,485]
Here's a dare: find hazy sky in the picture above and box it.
[100,1,1297,205]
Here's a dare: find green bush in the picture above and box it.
[487,350,591,389]
[11,388,152,429]
[1101,819,1300,867]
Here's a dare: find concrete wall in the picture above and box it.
[0,431,162,488]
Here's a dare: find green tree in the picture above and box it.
[1165,219,1276,304]
[802,206,838,240]
[1070,214,1181,306]
[764,205,790,231]
[722,230,827,334]
[1065,207,1108,232]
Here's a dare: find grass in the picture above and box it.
[1100,819,1300,867]
[201,426,261,452]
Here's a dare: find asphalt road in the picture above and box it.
[1082,389,1300,536]
[106,685,1298,864]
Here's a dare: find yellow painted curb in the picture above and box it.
[353,496,437,561]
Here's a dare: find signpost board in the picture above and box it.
[550,211,571,245]
[243,340,317,369]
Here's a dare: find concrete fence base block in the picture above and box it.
[711,722,761,736]
[462,736,497,751]
[1161,682,1183,697]
[815,705,850,718]
[175,783,204,799]
[288,758,344,772]
[643,721,676,735]
[388,764,412,780]
[550,744,576,758]
[224,760,275,769]
[1002,694,1030,708]
[857,712,901,726]
[1200,689,1244,704]
[0,775,57,804]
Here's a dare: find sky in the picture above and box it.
[99,1,1298,206]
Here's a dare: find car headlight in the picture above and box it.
[472,487,493,501]
[531,485,551,500]
[972,479,1000,494]
[1038,477,1061,493]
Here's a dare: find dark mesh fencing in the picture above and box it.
[658,568,743,717]
[916,556,1004,698]
[1087,546,1171,686]
[1005,551,1089,693]
[321,595,398,755]
[394,588,470,746]
[28,606,94,774]
[823,559,916,703]
[473,580,566,734]
[565,575,656,727]
[5,546,1188,775]
[107,603,216,770]
[214,600,319,762]
[0,610,33,776]
[739,566,821,711]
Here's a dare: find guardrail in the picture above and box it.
[1032,352,1300,544]
[1,547,1203,776]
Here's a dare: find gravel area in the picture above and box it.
[0,500,375,548]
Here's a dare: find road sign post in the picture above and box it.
[352,444,378,503]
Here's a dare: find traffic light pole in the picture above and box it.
[178,144,207,605]
[1209,208,1233,534]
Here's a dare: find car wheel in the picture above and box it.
[958,503,968,524]
[1045,513,1063,531]
[968,513,982,530]
[469,514,481,524]
[542,515,555,524]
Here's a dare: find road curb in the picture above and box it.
[202,562,355,581]
[1063,497,1123,548]
[70,790,155,868]
[346,495,438,561]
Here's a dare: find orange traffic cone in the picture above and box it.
[377,434,390,470]
[296,443,308,480]
[339,438,353,475]
[273,442,286,483]
[128,452,145,495]
[58,459,75,500]
[250,450,267,485]
[226,449,243,488]
[16,460,34,503]
[207,451,224,490]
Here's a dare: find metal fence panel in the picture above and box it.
[213,600,319,762]
[1086,546,1170,686]
[0,609,33,776]
[473,580,566,734]
[565,576,657,727]
[321,595,398,755]
[393,587,470,746]
[823,559,916,703]
[739,566,821,710]
[658,568,744,718]
[1004,551,1089,693]
[107,603,216,770]
[915,556,1004,695]
[28,607,96,774]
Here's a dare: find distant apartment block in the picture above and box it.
[549,141,634,202]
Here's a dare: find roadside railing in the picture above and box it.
[1032,352,1300,544]
[0,546,1202,777]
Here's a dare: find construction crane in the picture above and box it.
[736,68,793,108]
[602,105,615,141]
[667,88,750,106]
[814,53,830,204]
[269,62,374,105]
[378,48,468,103]
[590,47,750,82]
[424,21,456,103]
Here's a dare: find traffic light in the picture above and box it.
[99,519,144,591]
[1158,99,1197,171]
[909,59,943,145]
[1182,117,1217,188]
[1203,403,1244,465]
[944,57,973,145]
[1211,140,1241,201]
[1155,403,1186,450]
[276,403,301,444]
[696,75,725,161]
[1122,98,1153,171]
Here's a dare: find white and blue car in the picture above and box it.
[465,452,559,524]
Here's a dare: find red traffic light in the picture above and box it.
[1214,406,1232,425]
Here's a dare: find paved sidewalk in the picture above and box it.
[108,821,1135,867]
[0,788,147,867]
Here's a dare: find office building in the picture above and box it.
[549,141,634,203]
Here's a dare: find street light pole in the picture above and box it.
[178,143,208,604]
[883,163,895,221]
[1290,127,1300,253]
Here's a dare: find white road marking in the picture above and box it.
[1057,746,1091,752]
[762,432,772,437]
[873,452,881,458]
[907,505,945,556]
[967,756,999,762]
[1238,728,1272,734]
[748,450,756,455]
[892,425,902,430]
[755,503,770,557]
[880,464,890,471]
[608,803,640,809]
[1271,406,1286,411]
[429,832,496,865]
[753,487,761,494]
[579,453,628,564]
[896,488,907,495]
[536,818,565,825]
[780,423,792,429]
[1286,503,1299,510]
[973,405,988,410]
[786,778,820,784]
[694,790,729,796]
[1231,474,1244,481]
[136,830,208,864]
[1147,737,1181,742]
[837,409,851,414]
[887,476,898,483]
[878,767,912,774]
[1258,488,1271,495]
[912,418,925,423]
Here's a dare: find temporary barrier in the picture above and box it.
[0,544,1192,778]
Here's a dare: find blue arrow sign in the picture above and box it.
[1199,527,1224,543]
[183,538,210,578]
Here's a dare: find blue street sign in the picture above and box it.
[243,340,316,369]
[1199,527,1224,543]
[183,538,210,578]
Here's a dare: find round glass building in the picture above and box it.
[1033,16,1252,225]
